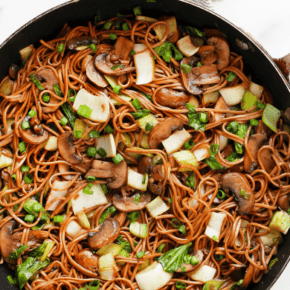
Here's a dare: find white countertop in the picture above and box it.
[0,0,289,289]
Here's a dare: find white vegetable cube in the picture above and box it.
[110,95,132,106]
[146,196,169,218]
[72,184,108,214]
[134,43,148,53]
[193,147,210,161]
[188,265,216,283]
[259,228,282,247]
[153,16,177,41]
[134,50,155,85]
[269,210,290,234]
[188,184,205,208]
[249,81,263,99]
[136,114,158,133]
[205,212,226,242]
[162,129,191,154]
[0,150,13,169]
[235,219,249,246]
[135,262,173,290]
[129,222,148,238]
[96,243,123,256]
[46,180,71,211]
[66,221,83,238]
[172,150,198,171]
[96,134,116,158]
[44,136,58,151]
[98,253,119,281]
[127,168,148,191]
[219,135,228,151]
[202,91,219,106]
[73,88,110,122]
[99,253,117,269]
[219,84,246,106]
[177,35,199,57]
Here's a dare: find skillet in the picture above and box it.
[0,0,290,289]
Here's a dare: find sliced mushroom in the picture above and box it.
[206,36,230,71]
[114,211,127,227]
[197,45,218,65]
[36,68,59,91]
[176,249,203,273]
[255,120,272,138]
[71,159,92,174]
[86,160,127,189]
[259,148,275,173]
[229,264,246,281]
[113,192,151,212]
[277,195,289,211]
[155,88,189,108]
[138,156,153,174]
[110,36,134,62]
[214,96,230,122]
[75,250,99,272]
[42,96,60,113]
[244,134,267,173]
[95,53,135,76]
[9,64,19,80]
[87,218,120,249]
[86,60,108,88]
[0,220,49,264]
[58,132,82,164]
[221,172,254,215]
[148,117,183,149]
[66,36,98,50]
[222,144,234,159]
[58,163,74,181]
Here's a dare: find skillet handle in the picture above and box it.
[273,54,290,82]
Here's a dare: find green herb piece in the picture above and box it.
[24,173,34,184]
[53,215,64,223]
[104,21,113,30]
[19,142,26,154]
[83,183,94,195]
[28,109,37,118]
[184,139,194,150]
[256,101,266,110]
[186,103,207,131]
[61,102,77,128]
[115,20,122,29]
[157,243,165,253]
[134,193,141,204]
[21,165,29,172]
[230,279,243,290]
[199,112,208,123]
[21,121,30,130]
[42,93,50,103]
[122,23,129,31]
[109,33,117,41]
[169,198,173,204]
[217,189,226,199]
[127,211,141,222]
[89,130,100,138]
[142,93,152,101]
[158,242,192,273]
[99,206,117,224]
[113,84,122,94]
[32,203,42,212]
[147,0,156,2]
[136,251,145,259]
[75,130,82,139]
[24,215,34,222]
[205,156,226,170]
[226,152,241,163]
[209,144,219,156]
[171,219,186,235]
[24,199,49,222]
[7,275,17,285]
[88,280,100,290]
[68,88,77,102]
[111,64,124,71]
[212,235,218,241]
[97,148,107,158]
[235,123,248,154]
[132,99,142,110]
[184,27,205,38]
[186,173,195,189]
[112,153,124,165]
[116,235,134,253]
[30,74,44,91]
[226,72,236,82]
[130,50,136,56]
[77,104,93,119]
[86,176,97,182]
[57,43,64,54]
[269,258,278,269]
[196,61,202,67]
[145,122,153,132]
[180,64,191,73]
[239,189,250,200]
[250,119,258,126]
[8,245,29,261]
[214,254,224,260]
[60,116,68,126]
[131,109,150,119]
[90,43,97,52]
[154,41,183,63]
[133,6,142,15]
[191,255,199,265]
[11,174,16,181]
[183,255,191,264]
[53,84,62,96]
[226,121,239,134]
[262,103,281,133]
[101,184,108,194]
[176,281,186,289]
[104,124,114,133]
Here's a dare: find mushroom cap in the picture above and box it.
[87,218,120,249]
[259,148,275,174]
[277,195,289,212]
[155,88,189,108]
[58,163,75,181]
[206,36,230,71]
[86,60,108,88]
[36,68,59,91]
[58,132,82,164]
[66,36,98,50]
[200,50,218,65]
[108,160,128,189]
[244,134,267,173]
[138,156,153,174]
[75,250,99,272]
[94,53,135,76]
[255,120,272,137]
[148,164,165,195]
[148,117,183,149]
[221,172,254,215]
[110,36,134,62]
[113,192,151,212]
[87,160,116,178]
[176,249,203,273]
[19,124,49,145]
[187,64,220,85]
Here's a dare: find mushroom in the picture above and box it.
[138,156,153,174]
[229,264,246,281]
[221,172,254,215]
[110,36,134,62]
[71,159,93,174]
[242,253,257,289]
[259,148,275,174]
[9,64,19,80]
[58,163,74,181]
[148,117,183,149]
[94,53,135,76]
[214,96,230,122]
[58,132,82,164]
[87,218,120,249]
[42,96,60,113]
[75,250,99,272]
[203,28,227,39]
[155,88,189,108]
[176,249,203,273]
[66,36,98,50]
[35,68,59,91]
[86,60,108,88]
[0,220,49,264]
[114,211,127,227]
[244,134,267,173]
[85,160,127,189]
[206,36,230,71]
[277,195,289,211]
[197,45,218,65]
[113,192,151,212]
[255,120,272,138]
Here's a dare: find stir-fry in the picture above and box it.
[0,6,289,290]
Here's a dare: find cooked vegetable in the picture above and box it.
[146,196,169,218]
[262,103,281,132]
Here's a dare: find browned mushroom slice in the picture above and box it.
[42,96,60,113]
[244,134,267,173]
[206,36,230,71]
[58,163,74,181]
[176,250,203,273]
[255,120,272,137]
[19,123,49,145]
[113,192,151,212]
[214,96,230,122]
[36,68,59,91]
[95,53,135,76]
[221,172,254,215]
[86,160,127,189]
[9,64,19,80]
[58,132,82,164]
[114,212,127,228]
[277,195,289,211]
[197,45,218,65]
[87,218,120,249]
[148,165,165,195]
[189,64,220,85]
[138,156,153,174]
[75,250,99,272]
[86,60,108,88]
[148,117,183,149]
[66,36,98,50]
[229,264,246,281]
[110,36,134,62]
[259,148,275,174]
[155,88,189,108]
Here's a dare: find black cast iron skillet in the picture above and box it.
[0,0,290,289]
